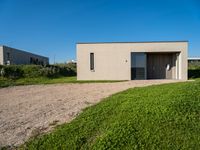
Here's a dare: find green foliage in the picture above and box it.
[0,64,77,79]
[188,69,200,79]
[21,80,200,149]
[188,62,200,78]
[188,62,200,70]
[2,65,24,79]
[55,63,76,76]
[39,66,60,77]
[21,65,43,78]
[0,77,16,87]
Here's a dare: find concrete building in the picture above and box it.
[0,45,49,65]
[188,57,200,63]
[77,41,188,80]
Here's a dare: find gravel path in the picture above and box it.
[0,80,182,147]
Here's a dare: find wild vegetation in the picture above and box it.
[0,63,76,87]
[188,61,200,70]
[0,63,76,79]
[188,62,200,79]
[19,79,200,149]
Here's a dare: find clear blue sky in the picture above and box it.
[0,0,199,63]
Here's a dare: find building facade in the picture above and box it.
[188,57,200,63]
[77,41,188,80]
[0,45,49,65]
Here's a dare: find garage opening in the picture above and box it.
[131,52,179,80]
[131,53,146,80]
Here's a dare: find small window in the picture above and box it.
[30,57,33,63]
[7,52,10,60]
[90,53,94,70]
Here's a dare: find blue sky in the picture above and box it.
[0,0,199,63]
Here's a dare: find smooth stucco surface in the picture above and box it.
[77,42,188,80]
[0,46,3,65]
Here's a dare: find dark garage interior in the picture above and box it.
[131,52,178,80]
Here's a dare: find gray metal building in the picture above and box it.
[0,45,49,65]
[188,57,200,63]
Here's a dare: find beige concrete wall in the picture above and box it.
[77,42,188,80]
[1,46,49,65]
[171,53,178,79]
[0,46,3,65]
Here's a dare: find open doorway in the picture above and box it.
[131,53,146,80]
[131,52,179,80]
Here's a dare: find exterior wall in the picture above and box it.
[0,46,3,65]
[171,53,178,79]
[1,46,49,65]
[77,42,188,81]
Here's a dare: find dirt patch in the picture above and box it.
[0,80,182,147]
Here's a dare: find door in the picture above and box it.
[147,53,172,79]
[131,53,146,80]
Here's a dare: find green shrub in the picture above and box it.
[2,65,24,79]
[188,62,200,70]
[0,64,77,79]
[39,66,60,77]
[55,63,76,76]
[0,65,3,70]
[188,69,200,78]
[21,65,43,78]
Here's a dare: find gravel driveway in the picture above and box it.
[0,80,181,147]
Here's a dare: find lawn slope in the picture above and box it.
[21,81,200,149]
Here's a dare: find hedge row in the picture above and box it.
[0,63,76,79]
[188,69,200,79]
[188,62,200,70]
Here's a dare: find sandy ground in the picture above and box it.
[0,80,182,147]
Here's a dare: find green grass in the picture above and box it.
[20,80,200,149]
[0,76,123,88]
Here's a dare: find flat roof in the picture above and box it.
[188,57,200,60]
[77,41,189,44]
[1,45,48,59]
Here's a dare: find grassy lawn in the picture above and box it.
[20,80,200,149]
[0,76,123,88]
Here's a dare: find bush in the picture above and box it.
[0,64,77,79]
[39,66,60,77]
[188,62,200,70]
[55,63,76,76]
[21,65,43,78]
[2,65,24,79]
[188,69,200,79]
